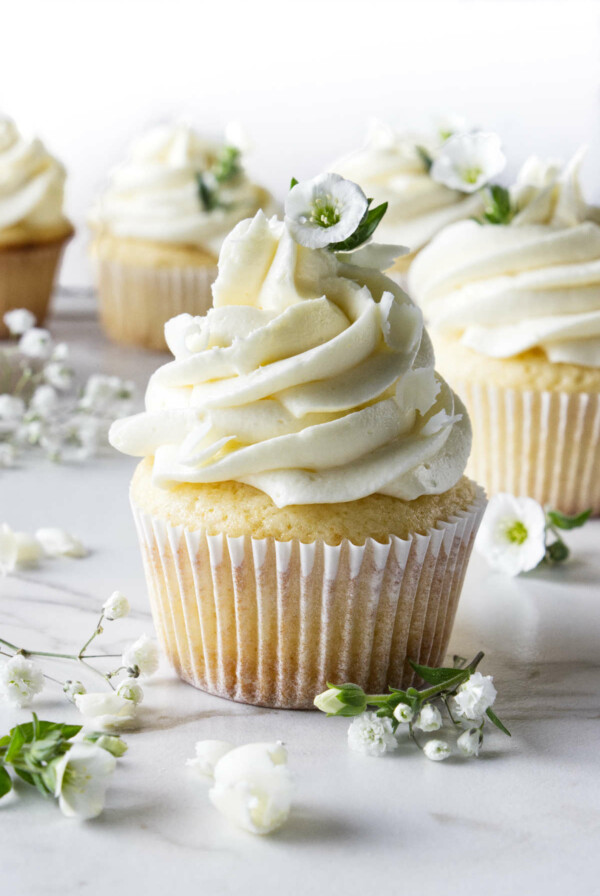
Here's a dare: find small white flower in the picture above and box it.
[44,362,74,392]
[102,590,130,621]
[75,692,137,731]
[0,523,18,575]
[452,672,497,722]
[63,680,86,703]
[422,739,451,762]
[53,742,116,819]
[16,418,43,447]
[41,415,103,462]
[18,327,53,359]
[3,308,36,336]
[0,395,26,434]
[35,527,88,558]
[50,342,69,362]
[209,742,292,835]
[0,442,17,467]
[0,654,44,706]
[475,493,546,576]
[393,702,414,724]
[79,374,135,418]
[14,531,43,567]
[187,740,234,777]
[117,678,144,705]
[30,385,59,418]
[430,131,506,193]
[457,728,483,758]
[436,112,470,141]
[347,711,398,757]
[122,634,159,677]
[285,173,368,249]
[415,704,443,732]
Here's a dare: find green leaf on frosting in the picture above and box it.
[328,200,388,252]
[482,185,513,225]
[416,145,434,172]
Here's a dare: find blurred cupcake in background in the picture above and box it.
[89,121,275,351]
[0,115,73,338]
[332,117,504,279]
[409,149,600,514]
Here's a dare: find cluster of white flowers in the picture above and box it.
[0,310,136,466]
[188,740,293,835]
[0,522,87,575]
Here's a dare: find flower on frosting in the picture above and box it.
[285,173,368,249]
[18,327,53,359]
[414,704,442,732]
[3,308,36,336]
[208,742,293,835]
[117,678,144,705]
[347,712,398,757]
[457,728,483,758]
[475,493,546,576]
[102,590,130,621]
[0,654,44,706]
[35,527,88,558]
[436,112,470,142]
[187,740,234,777]
[430,132,506,193]
[451,672,497,722]
[422,739,451,762]
[74,692,137,731]
[52,742,116,819]
[122,634,159,677]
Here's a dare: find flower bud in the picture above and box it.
[314,684,366,717]
[457,728,483,758]
[422,739,451,762]
[63,680,86,703]
[415,703,442,732]
[393,702,414,724]
[85,733,129,757]
[117,678,144,704]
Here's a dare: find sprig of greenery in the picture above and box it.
[328,199,388,252]
[196,145,242,212]
[416,145,434,172]
[481,185,513,225]
[544,507,591,564]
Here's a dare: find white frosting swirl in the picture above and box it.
[110,210,470,507]
[89,122,274,256]
[333,122,483,254]
[409,149,600,367]
[0,116,70,241]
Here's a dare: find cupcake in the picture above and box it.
[332,119,494,277]
[89,122,275,351]
[109,173,485,709]
[409,149,600,514]
[0,116,73,338]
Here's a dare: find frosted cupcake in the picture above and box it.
[409,149,600,514]
[332,120,504,277]
[109,173,485,709]
[89,122,275,351]
[0,116,73,338]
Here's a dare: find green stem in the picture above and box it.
[77,613,105,658]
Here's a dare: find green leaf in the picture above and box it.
[546,508,592,530]
[196,174,217,212]
[59,724,82,741]
[486,707,511,737]
[0,734,10,749]
[483,185,512,225]
[212,146,241,184]
[13,767,35,787]
[5,725,26,763]
[409,660,468,686]
[290,177,299,190]
[328,201,388,252]
[415,145,433,172]
[0,765,12,798]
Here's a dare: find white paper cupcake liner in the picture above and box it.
[94,259,218,351]
[131,487,486,709]
[457,381,600,515]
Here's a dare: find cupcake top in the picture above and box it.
[110,173,471,508]
[409,149,600,367]
[89,122,275,257]
[332,120,497,255]
[0,115,72,247]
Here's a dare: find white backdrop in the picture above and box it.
[3,0,600,286]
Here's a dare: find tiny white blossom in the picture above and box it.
[452,672,497,722]
[422,739,451,762]
[44,362,74,392]
[53,742,116,819]
[457,728,483,758]
[102,590,130,621]
[41,415,103,462]
[0,523,18,575]
[285,173,369,249]
[30,385,59,418]
[75,692,137,731]
[3,307,36,336]
[430,131,506,193]
[16,418,43,446]
[415,704,443,732]
[187,740,234,777]
[0,442,17,467]
[63,680,86,703]
[18,327,53,359]
[117,678,144,705]
[51,342,69,362]
[393,702,414,724]
[0,395,26,434]
[209,742,292,835]
[79,374,135,418]
[475,493,546,576]
[347,711,398,757]
[35,527,88,558]
[14,531,43,567]
[122,634,159,677]
[436,112,470,141]
[0,654,44,706]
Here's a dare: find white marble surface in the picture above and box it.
[1,298,599,896]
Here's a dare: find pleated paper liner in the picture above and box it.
[131,486,486,709]
[94,259,218,352]
[0,234,72,339]
[457,380,600,516]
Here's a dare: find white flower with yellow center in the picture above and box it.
[430,131,506,193]
[284,173,368,248]
[52,743,116,819]
[475,493,546,576]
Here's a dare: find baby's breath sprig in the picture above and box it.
[315,652,509,761]
[196,145,243,212]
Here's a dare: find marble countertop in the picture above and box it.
[1,298,599,896]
